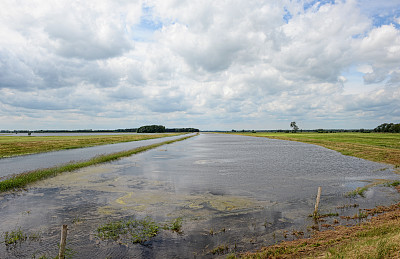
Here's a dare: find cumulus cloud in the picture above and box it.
[0,0,399,130]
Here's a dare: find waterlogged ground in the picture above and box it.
[0,133,399,258]
[0,133,194,178]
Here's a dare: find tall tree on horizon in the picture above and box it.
[290,121,299,133]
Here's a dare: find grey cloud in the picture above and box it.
[146,88,189,113]
[0,92,70,111]
[363,71,388,84]
[108,86,143,100]
[0,49,43,90]
[44,7,133,60]
[1,0,399,130]
[341,87,400,116]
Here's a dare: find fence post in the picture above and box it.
[313,187,322,217]
[58,224,68,259]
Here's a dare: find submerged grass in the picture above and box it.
[0,133,182,158]
[3,227,41,246]
[3,228,26,246]
[0,134,195,192]
[229,132,400,168]
[345,186,369,198]
[345,179,390,198]
[97,216,183,244]
[97,217,159,243]
[163,217,183,233]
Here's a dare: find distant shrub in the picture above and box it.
[374,123,400,133]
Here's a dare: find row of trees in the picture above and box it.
[165,128,199,132]
[137,125,199,133]
[137,125,166,133]
[374,123,400,133]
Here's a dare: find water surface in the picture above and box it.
[0,133,398,258]
[0,133,194,178]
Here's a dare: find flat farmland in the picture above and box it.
[0,133,181,158]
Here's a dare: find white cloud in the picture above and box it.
[0,0,399,130]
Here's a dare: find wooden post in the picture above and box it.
[313,187,322,217]
[58,225,68,259]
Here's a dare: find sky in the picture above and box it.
[0,0,399,131]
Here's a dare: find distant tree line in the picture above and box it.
[374,123,400,133]
[137,125,166,133]
[165,128,199,132]
[137,125,199,133]
[1,126,199,134]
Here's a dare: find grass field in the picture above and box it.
[231,132,400,168]
[0,133,182,158]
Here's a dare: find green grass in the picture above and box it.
[97,217,159,243]
[0,135,195,192]
[0,133,182,158]
[97,216,184,244]
[346,186,369,198]
[229,132,400,167]
[3,228,27,246]
[163,217,183,233]
[3,227,41,246]
[384,180,400,187]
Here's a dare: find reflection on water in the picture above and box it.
[0,133,398,258]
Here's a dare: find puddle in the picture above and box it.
[0,133,399,258]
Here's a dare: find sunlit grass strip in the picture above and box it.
[0,134,195,192]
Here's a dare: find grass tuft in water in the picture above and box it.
[384,180,400,187]
[345,186,368,198]
[3,228,27,246]
[310,212,339,220]
[97,217,159,244]
[210,244,229,255]
[163,217,183,233]
[3,228,42,246]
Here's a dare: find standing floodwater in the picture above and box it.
[0,133,195,178]
[0,133,398,258]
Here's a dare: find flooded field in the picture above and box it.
[0,134,194,178]
[0,133,399,258]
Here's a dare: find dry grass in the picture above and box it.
[0,133,181,158]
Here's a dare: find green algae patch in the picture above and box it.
[105,188,268,221]
[208,196,255,211]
